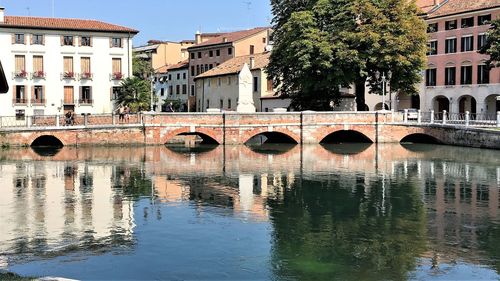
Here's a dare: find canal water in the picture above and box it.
[0,144,499,280]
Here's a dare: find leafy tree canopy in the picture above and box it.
[267,0,427,111]
[133,55,154,79]
[479,18,500,68]
[116,77,152,112]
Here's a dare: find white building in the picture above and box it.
[0,7,138,118]
[154,60,189,112]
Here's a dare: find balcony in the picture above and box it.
[110,72,123,80]
[31,99,46,106]
[13,98,28,105]
[61,71,76,80]
[32,71,46,79]
[13,70,28,79]
[78,98,93,105]
[79,72,93,80]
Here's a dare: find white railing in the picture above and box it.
[403,109,500,127]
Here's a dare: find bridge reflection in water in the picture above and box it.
[0,144,499,280]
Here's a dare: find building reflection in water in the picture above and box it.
[0,143,498,279]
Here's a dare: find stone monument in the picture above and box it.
[236,63,256,113]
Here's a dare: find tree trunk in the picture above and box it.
[355,78,367,111]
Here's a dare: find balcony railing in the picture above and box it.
[80,72,93,80]
[110,72,123,80]
[32,71,46,79]
[13,98,28,105]
[78,98,93,105]
[12,70,28,79]
[31,99,46,106]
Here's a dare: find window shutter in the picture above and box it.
[79,86,82,101]
[60,36,64,46]
[11,34,15,44]
[30,34,34,45]
[78,36,81,47]
[89,87,92,100]
[110,87,113,101]
[31,86,35,101]
[42,35,45,46]
[90,37,93,47]
[109,38,113,48]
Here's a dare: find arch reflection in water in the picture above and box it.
[245,132,298,145]
[321,130,373,144]
[401,133,441,144]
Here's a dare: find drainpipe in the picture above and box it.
[127,33,132,77]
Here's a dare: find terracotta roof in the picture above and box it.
[195,52,269,79]
[0,16,138,33]
[189,27,269,49]
[421,0,500,18]
[155,60,189,73]
[416,0,438,13]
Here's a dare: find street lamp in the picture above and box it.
[375,70,392,111]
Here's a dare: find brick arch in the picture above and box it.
[160,127,222,144]
[242,127,300,144]
[397,127,444,144]
[315,126,375,144]
[29,132,68,147]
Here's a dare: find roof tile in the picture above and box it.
[195,52,269,79]
[189,27,269,49]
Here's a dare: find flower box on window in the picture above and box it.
[32,71,45,79]
[63,71,75,79]
[80,72,93,80]
[14,70,28,78]
[111,72,123,80]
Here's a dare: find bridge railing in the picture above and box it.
[403,110,500,127]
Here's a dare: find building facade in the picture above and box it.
[188,27,271,111]
[0,7,138,117]
[154,60,189,112]
[133,40,194,72]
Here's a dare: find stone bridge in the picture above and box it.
[0,112,498,149]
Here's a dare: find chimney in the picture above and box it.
[222,37,228,43]
[195,31,201,44]
[249,57,255,69]
[0,7,5,23]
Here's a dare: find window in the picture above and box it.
[33,86,44,104]
[205,64,208,72]
[228,47,233,55]
[445,38,457,53]
[197,52,201,59]
[15,110,25,121]
[81,57,91,77]
[176,85,180,95]
[63,36,74,46]
[262,37,267,43]
[191,85,195,96]
[15,55,26,73]
[177,73,180,80]
[196,65,200,75]
[478,34,487,50]
[182,84,187,95]
[111,38,122,48]
[33,56,44,77]
[461,17,474,28]
[478,14,491,25]
[190,53,195,59]
[111,87,122,100]
[81,36,91,47]
[445,20,457,30]
[183,73,186,79]
[191,66,195,76]
[228,99,232,109]
[428,41,438,55]
[64,86,74,104]
[253,77,258,92]
[80,86,92,104]
[160,88,165,96]
[14,34,25,44]
[112,58,122,74]
[425,69,436,86]
[206,99,210,109]
[209,64,213,69]
[169,85,173,95]
[14,86,26,104]
[201,65,205,73]
[32,34,43,45]
[460,65,472,85]
[63,56,74,77]
[477,65,490,84]
[220,99,223,109]
[461,36,473,52]
[209,50,213,57]
[216,49,220,56]
[445,67,456,86]
[427,23,438,33]
[169,74,172,80]
[250,45,255,55]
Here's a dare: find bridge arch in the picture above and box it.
[31,135,64,147]
[161,127,221,145]
[243,128,300,145]
[400,133,442,144]
[320,129,374,144]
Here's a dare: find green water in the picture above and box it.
[0,144,499,280]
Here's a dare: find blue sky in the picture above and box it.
[0,0,272,45]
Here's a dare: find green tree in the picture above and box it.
[479,18,500,68]
[116,77,151,112]
[267,0,427,111]
[133,55,154,79]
